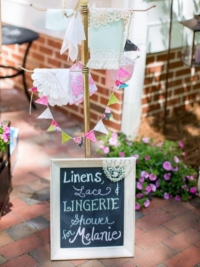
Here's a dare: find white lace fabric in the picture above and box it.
[102,158,135,182]
[89,8,134,28]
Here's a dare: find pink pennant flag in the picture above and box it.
[35,96,48,106]
[73,137,84,147]
[29,87,38,92]
[115,80,123,87]
[85,130,97,143]
[118,68,131,79]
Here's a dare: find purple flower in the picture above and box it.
[150,184,156,192]
[172,165,178,172]
[190,187,197,194]
[146,185,152,194]
[142,137,150,143]
[164,192,169,200]
[149,173,157,181]
[144,155,150,161]
[119,152,125,157]
[137,182,143,190]
[136,193,143,199]
[175,195,181,201]
[135,203,141,210]
[174,156,179,163]
[187,175,194,180]
[178,141,184,148]
[141,171,149,178]
[182,185,188,191]
[163,161,172,171]
[126,141,132,146]
[132,154,139,159]
[143,199,150,208]
[101,146,110,154]
[164,173,171,181]
[139,177,145,183]
[156,179,160,188]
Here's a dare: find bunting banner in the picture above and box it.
[29,87,38,92]
[35,96,48,106]
[73,137,84,147]
[37,107,53,119]
[85,130,97,143]
[94,119,108,135]
[62,132,71,144]
[47,120,61,132]
[107,93,119,106]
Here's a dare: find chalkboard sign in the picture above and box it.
[51,158,135,260]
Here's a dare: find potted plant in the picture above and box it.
[0,121,12,218]
[96,132,198,210]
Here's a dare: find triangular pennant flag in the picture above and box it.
[29,87,38,92]
[119,83,129,89]
[62,132,71,144]
[47,120,61,132]
[85,130,97,143]
[35,96,48,106]
[115,80,123,87]
[118,68,131,79]
[102,107,114,121]
[94,119,108,135]
[37,107,53,119]
[73,137,84,147]
[107,93,119,106]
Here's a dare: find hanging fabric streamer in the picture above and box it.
[45,9,74,31]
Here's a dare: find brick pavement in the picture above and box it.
[0,87,200,267]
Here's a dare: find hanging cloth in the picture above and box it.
[87,8,134,70]
[60,12,86,62]
[45,9,74,31]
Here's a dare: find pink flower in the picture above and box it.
[163,161,172,171]
[190,187,197,194]
[132,154,139,159]
[143,199,150,208]
[182,152,186,156]
[175,195,181,201]
[102,146,110,154]
[142,137,150,143]
[135,203,141,210]
[178,141,184,148]
[150,184,156,192]
[149,173,157,181]
[164,192,170,200]
[119,152,125,157]
[156,179,160,188]
[111,132,118,139]
[109,137,118,146]
[3,126,10,135]
[156,142,163,147]
[141,171,149,178]
[137,182,143,190]
[139,177,145,183]
[187,175,194,180]
[174,156,179,163]
[146,186,152,194]
[171,165,178,172]
[145,155,150,161]
[1,133,9,142]
[164,173,171,181]
[136,193,143,199]
[182,185,188,191]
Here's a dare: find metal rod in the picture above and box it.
[163,0,173,132]
[81,0,91,158]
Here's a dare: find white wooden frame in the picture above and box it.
[50,157,136,260]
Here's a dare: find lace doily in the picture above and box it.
[90,8,134,28]
[32,69,70,107]
[102,158,135,183]
[87,50,123,70]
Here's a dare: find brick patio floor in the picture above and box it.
[0,86,200,267]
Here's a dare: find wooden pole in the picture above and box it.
[80,0,91,158]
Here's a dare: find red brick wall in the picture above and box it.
[0,34,123,132]
[142,48,200,117]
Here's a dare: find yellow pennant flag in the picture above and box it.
[62,132,71,144]
[47,124,55,132]
[107,93,119,106]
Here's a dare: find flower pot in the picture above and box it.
[0,146,12,218]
